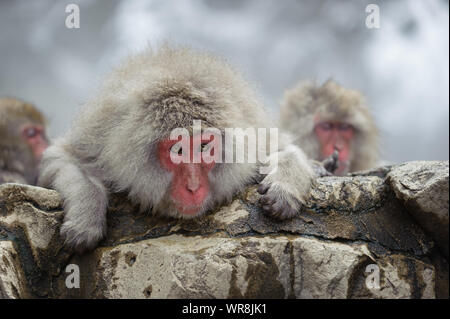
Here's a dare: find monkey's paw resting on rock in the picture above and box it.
[257,183,303,220]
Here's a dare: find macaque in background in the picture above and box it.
[0,97,49,185]
[39,45,316,253]
[279,80,379,175]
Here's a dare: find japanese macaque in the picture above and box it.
[279,80,379,175]
[39,46,316,253]
[0,97,49,185]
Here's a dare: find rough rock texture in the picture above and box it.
[0,161,448,299]
[387,161,449,258]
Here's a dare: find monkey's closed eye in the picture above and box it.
[338,123,352,131]
[23,127,39,138]
[317,122,332,131]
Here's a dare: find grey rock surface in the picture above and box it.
[387,161,449,258]
[0,161,448,299]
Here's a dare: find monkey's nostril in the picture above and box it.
[182,184,207,206]
[186,184,200,194]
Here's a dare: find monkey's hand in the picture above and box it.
[57,176,108,254]
[257,145,315,220]
[57,183,108,254]
[310,150,339,177]
[257,183,302,220]
[39,144,108,254]
[310,161,332,177]
[322,150,339,174]
[60,207,107,254]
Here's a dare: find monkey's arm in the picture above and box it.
[38,143,108,253]
[257,144,315,220]
[0,170,28,184]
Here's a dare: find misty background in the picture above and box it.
[0,0,448,163]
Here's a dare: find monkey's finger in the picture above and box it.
[272,201,285,215]
[259,196,269,204]
[332,149,339,161]
[259,195,276,206]
[323,150,339,173]
[266,195,301,220]
[280,205,298,220]
[261,200,283,219]
[263,206,281,219]
[257,184,270,195]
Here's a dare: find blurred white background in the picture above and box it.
[0,0,448,163]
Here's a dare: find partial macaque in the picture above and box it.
[0,97,49,185]
[39,46,316,253]
[279,80,379,175]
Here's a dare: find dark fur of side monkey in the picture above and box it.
[0,97,49,185]
[39,45,315,253]
[279,80,379,175]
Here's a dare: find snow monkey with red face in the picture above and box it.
[39,46,317,253]
[279,80,379,176]
[0,97,49,185]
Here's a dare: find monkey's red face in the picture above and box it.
[157,135,217,216]
[21,124,49,162]
[314,121,354,175]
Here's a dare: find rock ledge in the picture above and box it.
[0,161,448,299]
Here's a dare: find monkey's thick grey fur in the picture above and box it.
[39,46,315,252]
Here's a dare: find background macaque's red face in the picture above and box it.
[157,135,217,216]
[314,121,354,175]
[21,124,49,161]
